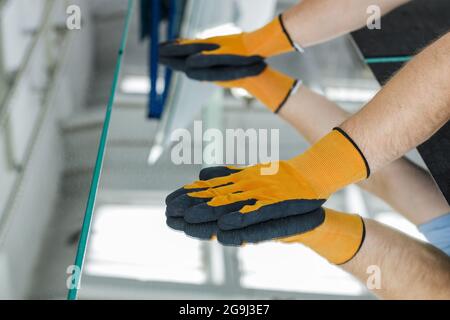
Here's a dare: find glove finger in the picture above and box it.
[186,62,267,82]
[159,41,219,58]
[159,56,189,72]
[165,186,207,205]
[218,198,326,230]
[166,166,241,205]
[184,199,256,224]
[166,167,245,218]
[166,175,243,217]
[166,217,186,232]
[166,193,211,218]
[183,221,218,240]
[187,53,263,68]
[199,166,242,180]
[217,208,325,246]
[188,182,243,198]
[185,173,236,189]
[207,190,258,206]
[166,217,217,241]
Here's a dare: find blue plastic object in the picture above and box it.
[148,0,178,118]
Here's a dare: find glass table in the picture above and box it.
[67,0,424,300]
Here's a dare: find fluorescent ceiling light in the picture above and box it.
[147,144,163,165]
[120,76,165,95]
[376,211,426,241]
[231,88,252,99]
[84,204,206,284]
[196,23,242,39]
[239,242,365,296]
[325,87,377,102]
[120,75,149,94]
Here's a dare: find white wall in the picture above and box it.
[0,0,94,299]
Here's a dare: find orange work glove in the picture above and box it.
[182,64,299,113]
[159,14,300,69]
[166,128,370,232]
[168,205,365,265]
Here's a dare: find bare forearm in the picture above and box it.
[369,159,450,225]
[342,219,450,299]
[279,86,345,142]
[283,0,410,47]
[341,32,450,172]
[279,87,450,225]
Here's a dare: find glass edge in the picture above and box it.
[67,0,135,300]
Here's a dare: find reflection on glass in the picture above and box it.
[239,243,364,296]
[85,204,206,284]
[71,0,425,300]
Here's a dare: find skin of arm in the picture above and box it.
[247,0,449,299]
[343,219,450,299]
[275,19,450,297]
[279,86,450,225]
[283,0,411,47]
[278,86,450,299]
[340,32,450,172]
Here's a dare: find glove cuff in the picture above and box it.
[243,15,297,57]
[239,67,300,112]
[289,128,370,198]
[281,209,365,265]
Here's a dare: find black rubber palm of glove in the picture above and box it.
[159,40,267,81]
[166,167,325,246]
[166,208,325,246]
[165,166,325,246]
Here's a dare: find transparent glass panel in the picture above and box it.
[69,0,423,300]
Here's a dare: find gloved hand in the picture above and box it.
[166,128,370,231]
[167,207,365,265]
[186,64,300,113]
[159,15,297,72]
[160,15,300,113]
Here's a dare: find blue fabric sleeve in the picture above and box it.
[418,213,450,256]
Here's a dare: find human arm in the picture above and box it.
[283,0,411,47]
[167,199,450,299]
[164,35,450,234]
[160,0,412,65]
[340,32,450,173]
[342,218,450,299]
[270,84,450,299]
[279,86,450,225]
